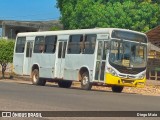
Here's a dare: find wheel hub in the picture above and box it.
[82,76,88,85]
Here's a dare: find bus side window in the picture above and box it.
[45,35,57,53]
[67,35,83,54]
[84,34,96,54]
[39,44,45,53]
[34,36,45,53]
[15,37,26,53]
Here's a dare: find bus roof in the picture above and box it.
[17,28,146,37]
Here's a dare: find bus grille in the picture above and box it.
[119,74,136,79]
[109,61,146,75]
[121,79,134,84]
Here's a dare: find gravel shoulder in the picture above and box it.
[91,80,160,96]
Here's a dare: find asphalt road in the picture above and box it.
[0,79,160,120]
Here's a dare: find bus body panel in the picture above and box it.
[13,53,24,75]
[64,54,95,81]
[32,54,56,78]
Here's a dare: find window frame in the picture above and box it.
[34,36,45,53]
[45,35,57,54]
[84,34,97,54]
[67,34,84,54]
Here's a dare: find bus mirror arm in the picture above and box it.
[107,42,111,49]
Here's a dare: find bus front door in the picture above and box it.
[94,41,108,82]
[23,40,33,75]
[55,41,67,78]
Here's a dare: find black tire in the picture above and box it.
[81,72,92,90]
[112,86,124,93]
[58,80,72,88]
[32,69,46,86]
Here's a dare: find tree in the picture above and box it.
[56,0,160,32]
[50,26,61,31]
[105,1,160,32]
[0,39,15,78]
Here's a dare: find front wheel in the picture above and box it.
[81,72,92,90]
[111,86,124,93]
[32,69,46,86]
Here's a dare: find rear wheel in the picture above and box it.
[32,69,46,86]
[81,72,92,90]
[58,80,72,88]
[112,86,124,93]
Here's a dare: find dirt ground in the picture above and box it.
[84,80,160,96]
[92,81,160,96]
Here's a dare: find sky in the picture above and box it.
[0,0,60,36]
[0,0,60,21]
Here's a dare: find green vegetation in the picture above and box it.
[56,0,160,32]
[0,39,15,78]
[50,26,61,31]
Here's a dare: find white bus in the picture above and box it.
[13,28,148,92]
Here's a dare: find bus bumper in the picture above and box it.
[105,73,146,87]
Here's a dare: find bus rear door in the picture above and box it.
[23,37,34,75]
[13,37,26,75]
[55,35,68,78]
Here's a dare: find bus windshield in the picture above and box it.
[109,39,147,68]
[111,30,147,43]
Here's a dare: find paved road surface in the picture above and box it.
[0,79,160,120]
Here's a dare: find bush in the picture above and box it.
[0,39,15,78]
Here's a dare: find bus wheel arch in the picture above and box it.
[31,64,46,86]
[79,67,92,90]
[32,64,39,72]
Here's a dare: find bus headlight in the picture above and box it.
[107,67,118,76]
[138,73,146,79]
